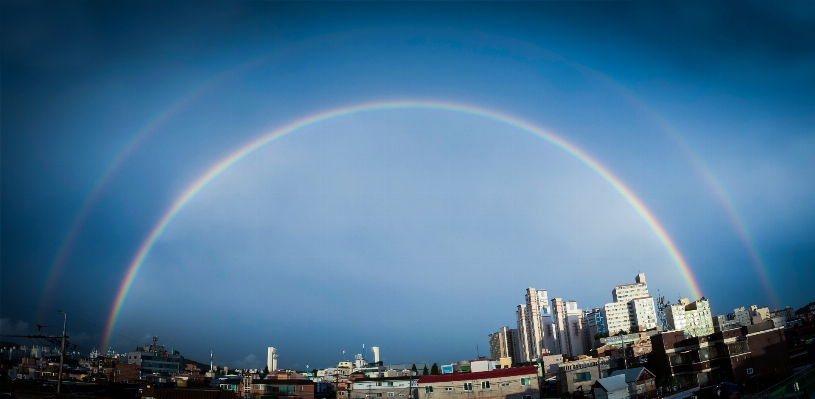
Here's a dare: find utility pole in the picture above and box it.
[57,310,67,394]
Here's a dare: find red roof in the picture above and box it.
[417,366,538,384]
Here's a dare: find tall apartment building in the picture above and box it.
[665,298,714,337]
[603,273,658,335]
[582,308,607,352]
[515,288,557,362]
[552,298,585,358]
[516,304,531,363]
[488,327,520,362]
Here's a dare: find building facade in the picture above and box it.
[666,298,714,338]
[489,327,520,363]
[648,321,789,390]
[350,376,417,399]
[417,366,540,399]
[604,274,658,335]
[125,342,183,378]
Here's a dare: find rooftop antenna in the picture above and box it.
[210,351,213,372]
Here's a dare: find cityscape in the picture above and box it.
[1,272,814,399]
[2,1,815,399]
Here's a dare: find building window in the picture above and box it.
[481,381,490,389]
[520,378,531,386]
[388,393,395,397]
[523,396,532,399]
[500,383,510,387]
[377,383,383,386]
[425,386,433,393]
[377,394,383,397]
[747,368,754,375]
[463,383,473,391]
[574,372,591,382]
[387,382,394,387]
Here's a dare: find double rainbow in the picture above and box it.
[101,100,702,349]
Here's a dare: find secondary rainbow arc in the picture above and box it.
[102,100,702,350]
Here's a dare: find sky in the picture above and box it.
[2,1,814,370]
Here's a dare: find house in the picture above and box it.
[593,375,629,399]
[417,366,540,399]
[609,367,656,399]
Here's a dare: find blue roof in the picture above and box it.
[595,375,628,392]
[610,367,653,383]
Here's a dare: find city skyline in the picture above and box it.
[2,1,814,370]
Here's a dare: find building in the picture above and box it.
[604,274,658,335]
[552,298,585,358]
[583,308,608,352]
[593,375,629,399]
[246,378,315,399]
[712,315,742,332]
[125,339,183,378]
[556,356,623,396]
[417,366,540,399]
[665,298,714,338]
[516,288,557,362]
[350,376,417,399]
[268,347,279,372]
[609,367,657,399]
[489,327,520,363]
[517,304,531,363]
[733,306,751,327]
[648,321,789,390]
[750,305,771,325]
[540,354,564,376]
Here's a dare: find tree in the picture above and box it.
[411,364,418,375]
[422,365,429,376]
[263,365,269,374]
[430,363,439,375]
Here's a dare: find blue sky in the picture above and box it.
[2,1,814,370]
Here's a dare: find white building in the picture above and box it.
[733,306,752,327]
[603,274,658,335]
[516,304,531,362]
[666,298,714,337]
[516,288,557,362]
[267,347,278,371]
[552,298,585,358]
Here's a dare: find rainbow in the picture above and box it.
[102,100,702,349]
[38,55,274,322]
[600,78,780,307]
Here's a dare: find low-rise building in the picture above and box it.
[593,375,629,399]
[125,341,183,378]
[609,367,657,399]
[246,378,315,399]
[556,356,623,396]
[648,321,789,390]
[349,376,417,399]
[417,366,540,399]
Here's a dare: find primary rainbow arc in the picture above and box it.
[102,100,702,350]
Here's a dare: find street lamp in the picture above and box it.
[57,310,67,394]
